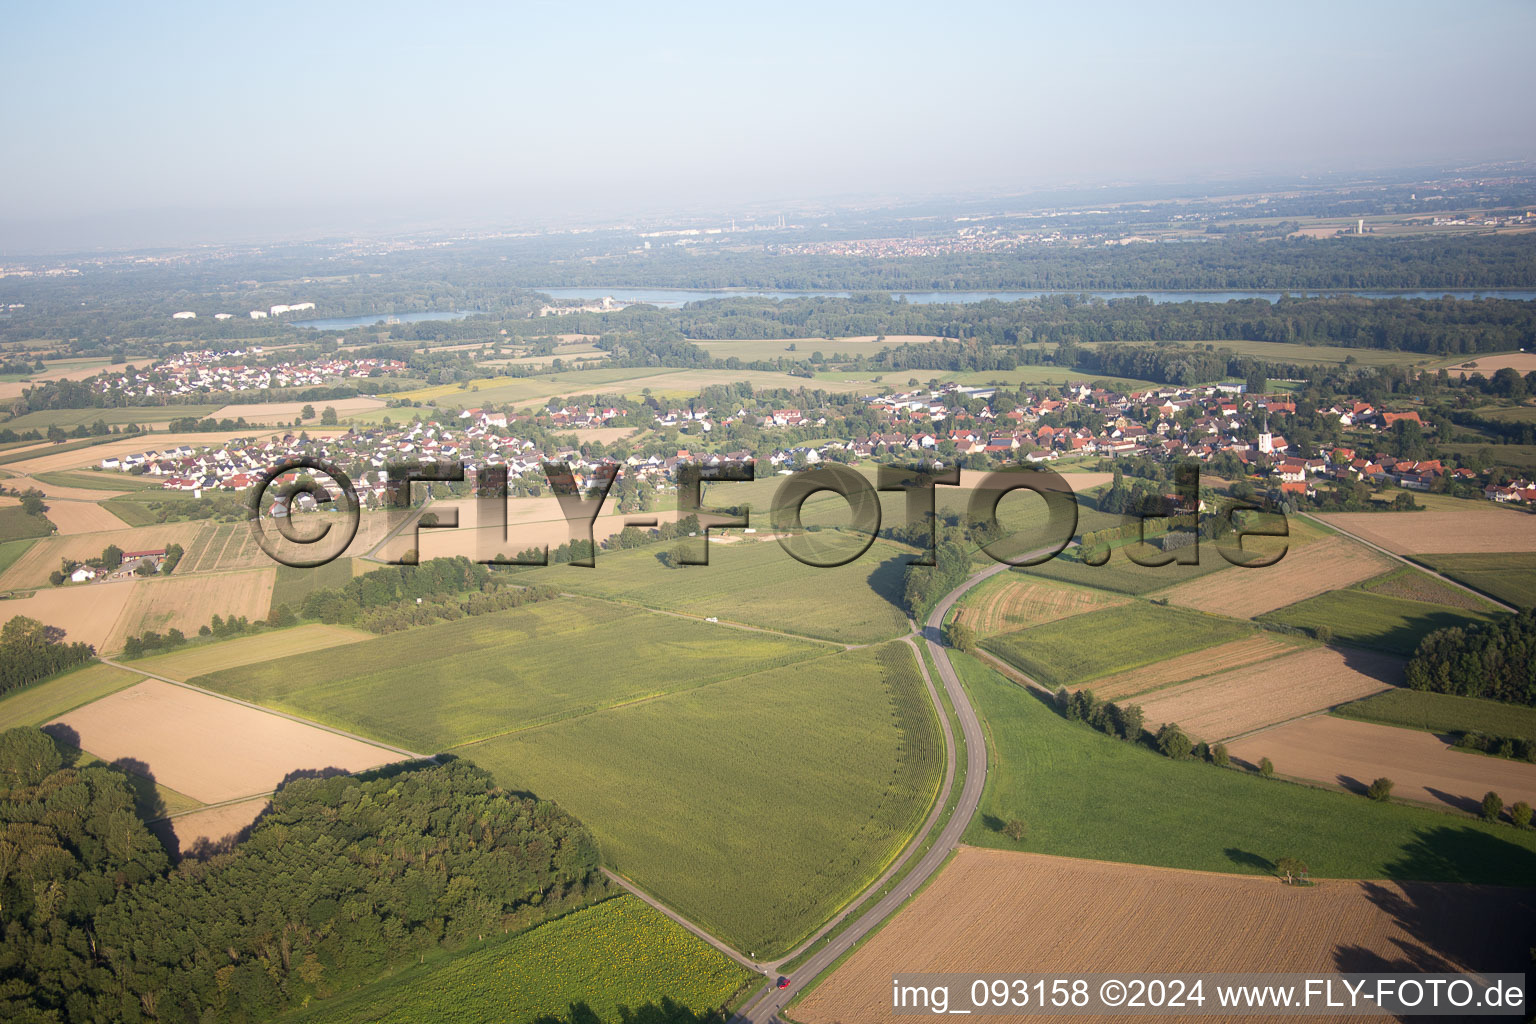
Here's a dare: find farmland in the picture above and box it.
[192,597,827,750]
[1085,634,1302,702]
[129,622,372,679]
[269,558,359,609]
[1261,588,1505,655]
[794,847,1536,1024]
[0,537,36,576]
[1414,551,1536,609]
[512,535,915,645]
[0,519,206,589]
[1157,534,1393,619]
[1227,716,1536,812]
[462,642,942,956]
[0,505,52,541]
[1332,688,1536,740]
[0,661,143,732]
[101,569,275,653]
[0,578,138,650]
[951,573,1127,636]
[46,678,400,803]
[953,651,1536,881]
[156,796,270,853]
[281,896,756,1024]
[1131,646,1400,741]
[1360,564,1504,610]
[40,498,130,534]
[982,601,1254,689]
[1317,502,1536,554]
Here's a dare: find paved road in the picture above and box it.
[733,561,1010,1023]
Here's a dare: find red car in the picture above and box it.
[776,976,791,989]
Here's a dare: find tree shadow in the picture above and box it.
[109,755,167,820]
[1424,787,1481,816]
[1337,774,1368,796]
[39,721,81,758]
[531,997,731,1024]
[867,552,911,618]
[980,813,1005,833]
[1223,848,1276,872]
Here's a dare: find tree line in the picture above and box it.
[1406,608,1536,706]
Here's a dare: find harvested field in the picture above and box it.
[154,797,270,854]
[376,496,683,563]
[207,396,385,422]
[0,662,144,731]
[1446,352,1536,377]
[102,569,276,653]
[1228,716,1536,813]
[2,474,126,501]
[1088,634,1301,701]
[0,520,207,590]
[1134,646,1401,741]
[1157,535,1392,618]
[1317,506,1536,554]
[795,847,1536,1024]
[46,679,400,803]
[42,499,131,535]
[954,575,1126,636]
[131,623,370,679]
[0,430,347,476]
[0,579,138,650]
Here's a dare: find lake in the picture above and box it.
[536,286,1536,306]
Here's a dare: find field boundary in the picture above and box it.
[1301,512,1517,612]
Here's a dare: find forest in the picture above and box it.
[0,617,96,700]
[0,732,606,1024]
[1406,607,1536,706]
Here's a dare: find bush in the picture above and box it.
[1210,742,1230,768]
[1366,777,1394,802]
[1510,801,1532,829]
[1482,791,1504,823]
[1258,756,1274,779]
[1155,723,1193,760]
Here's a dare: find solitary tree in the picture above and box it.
[1275,856,1308,886]
[1002,819,1027,842]
[948,620,976,653]
[1482,791,1504,823]
[301,404,317,419]
[1258,756,1275,779]
[1367,777,1394,802]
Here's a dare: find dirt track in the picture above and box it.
[1228,715,1536,813]
[795,847,1536,1024]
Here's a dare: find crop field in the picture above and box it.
[41,499,131,535]
[130,622,372,679]
[795,848,1536,1024]
[156,796,269,853]
[283,896,756,1024]
[1261,588,1505,655]
[0,505,52,541]
[206,396,386,422]
[1446,352,1536,376]
[0,579,138,649]
[0,405,224,431]
[1359,564,1501,611]
[194,597,828,750]
[46,678,400,803]
[31,469,162,492]
[953,651,1536,881]
[1317,503,1536,554]
[0,519,206,589]
[1333,688,1536,739]
[0,537,36,576]
[1081,337,1441,369]
[0,429,348,476]
[1414,551,1536,609]
[182,513,391,574]
[513,535,916,645]
[1228,716,1536,812]
[952,574,1127,636]
[1132,646,1400,741]
[0,662,144,731]
[1157,535,1393,618]
[270,558,357,609]
[464,642,941,957]
[1086,634,1303,702]
[101,569,276,652]
[982,602,1254,689]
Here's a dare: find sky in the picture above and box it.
[2,0,1534,250]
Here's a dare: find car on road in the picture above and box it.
[776,976,790,989]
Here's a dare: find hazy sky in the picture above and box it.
[3,0,1534,249]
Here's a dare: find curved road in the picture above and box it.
[733,561,1010,1023]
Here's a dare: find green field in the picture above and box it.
[31,469,163,491]
[1261,588,1506,655]
[1333,688,1536,740]
[983,601,1253,688]
[513,536,915,645]
[0,505,53,541]
[1,405,225,430]
[0,434,124,465]
[280,896,757,1024]
[1359,565,1500,612]
[1414,552,1536,609]
[1078,338,1437,369]
[956,652,1536,882]
[0,536,37,576]
[461,642,941,956]
[0,661,143,731]
[193,597,827,750]
[270,558,356,609]
[1473,404,1536,424]
[1439,443,1536,472]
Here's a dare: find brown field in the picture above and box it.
[43,499,131,535]
[559,425,637,443]
[796,847,1534,1024]
[1133,647,1401,741]
[1157,535,1393,618]
[956,577,1126,636]
[155,797,270,854]
[1088,635,1301,701]
[1317,506,1536,554]
[47,679,400,803]
[382,497,685,563]
[207,396,385,422]
[101,569,276,653]
[0,521,207,590]
[1,428,349,475]
[1229,716,1536,814]
[0,579,138,649]
[1446,352,1536,377]
[131,623,371,679]
[0,381,26,400]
